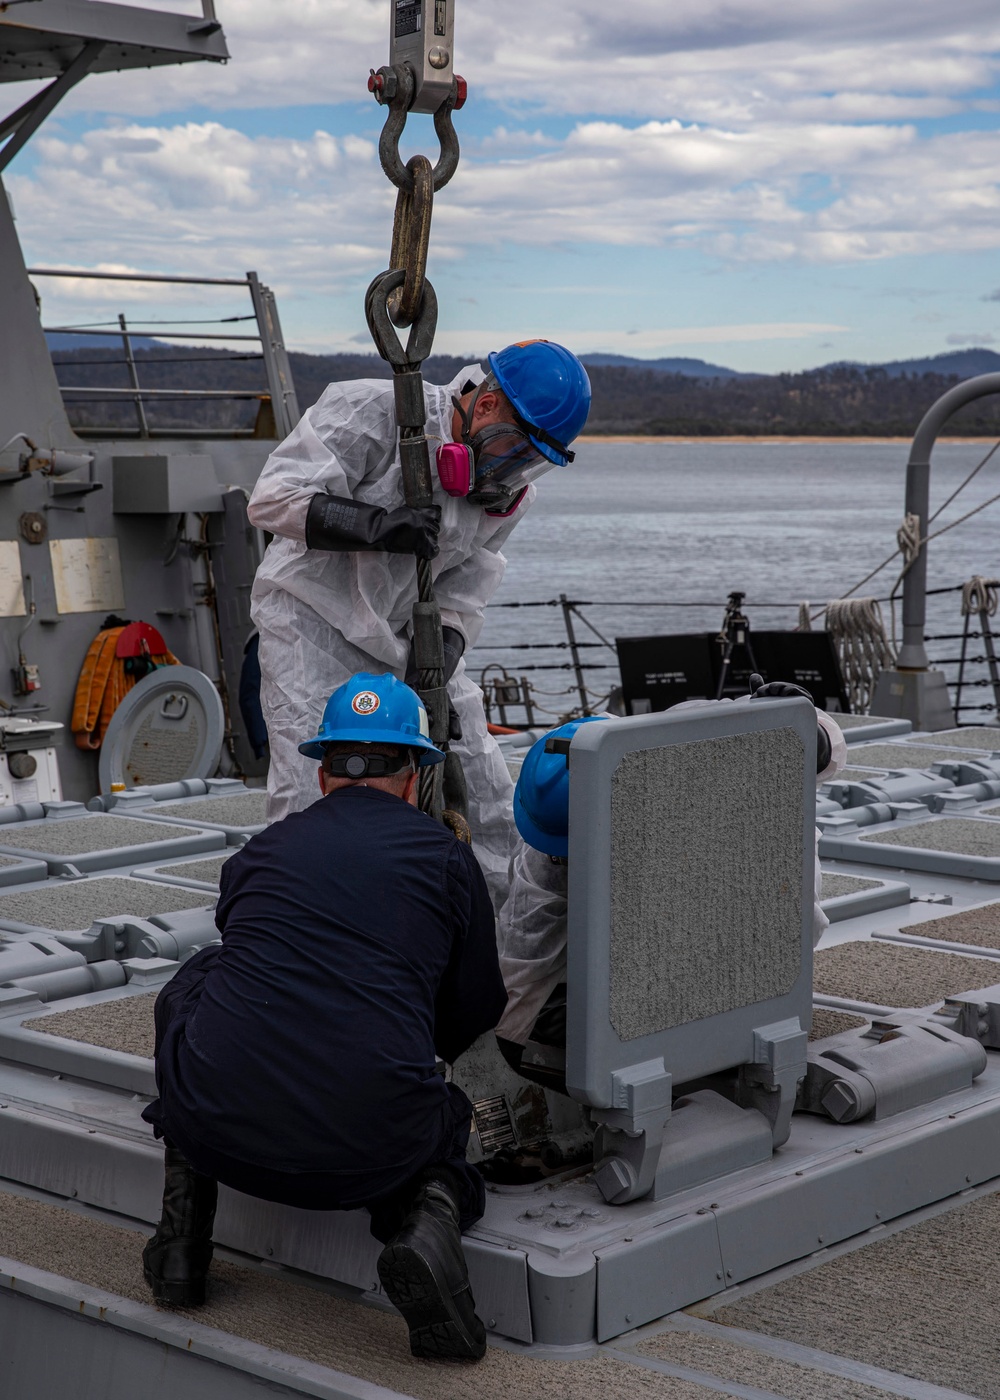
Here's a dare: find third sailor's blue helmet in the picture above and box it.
[513,715,608,858]
[298,673,444,766]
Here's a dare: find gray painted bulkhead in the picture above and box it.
[0,182,274,796]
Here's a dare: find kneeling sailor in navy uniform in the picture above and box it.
[141,672,506,1363]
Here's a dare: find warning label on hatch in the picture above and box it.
[395,0,421,36]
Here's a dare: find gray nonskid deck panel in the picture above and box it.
[836,715,913,743]
[0,854,47,887]
[133,853,234,889]
[0,813,225,873]
[0,1009,999,1348]
[124,793,267,842]
[7,793,981,1364]
[632,1325,935,1399]
[813,940,1000,1009]
[893,900,1000,951]
[156,794,267,826]
[820,874,883,898]
[820,814,1000,879]
[862,817,1000,856]
[0,852,994,1346]
[819,872,911,922]
[845,743,986,769]
[700,1187,1000,1399]
[0,876,214,933]
[2,826,1000,1362]
[26,991,157,1059]
[909,726,1000,750]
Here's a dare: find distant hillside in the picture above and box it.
[579,353,743,379]
[46,332,162,351]
[580,363,1000,437]
[49,345,1000,437]
[827,348,1000,380]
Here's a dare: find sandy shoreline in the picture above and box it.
[577,434,996,445]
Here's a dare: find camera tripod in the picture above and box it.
[715,590,760,699]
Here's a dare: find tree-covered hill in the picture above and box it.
[50,345,1000,437]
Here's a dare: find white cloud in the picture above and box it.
[4,0,997,126]
[946,332,997,345]
[10,108,1000,327]
[4,0,998,353]
[263,322,850,357]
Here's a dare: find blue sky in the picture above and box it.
[3,0,1000,371]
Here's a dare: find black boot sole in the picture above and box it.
[377,1241,487,1361]
[142,1262,207,1309]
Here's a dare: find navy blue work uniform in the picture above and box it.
[142,785,506,1238]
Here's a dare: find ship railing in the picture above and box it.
[475,583,994,728]
[29,267,300,441]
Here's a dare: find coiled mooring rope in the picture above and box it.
[825,597,895,715]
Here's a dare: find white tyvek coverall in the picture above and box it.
[247,366,530,910]
[495,707,848,1046]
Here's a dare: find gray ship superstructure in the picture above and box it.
[0,6,999,1400]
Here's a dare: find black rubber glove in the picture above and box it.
[306,494,440,558]
[749,678,814,702]
[749,676,831,772]
[406,626,466,741]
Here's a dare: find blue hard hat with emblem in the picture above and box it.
[488,341,592,468]
[298,672,444,766]
[513,715,608,857]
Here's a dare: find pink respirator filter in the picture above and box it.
[436,442,475,498]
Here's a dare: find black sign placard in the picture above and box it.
[748,631,849,712]
[616,630,849,714]
[615,634,716,714]
[395,0,421,36]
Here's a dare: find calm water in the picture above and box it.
[468,441,1000,716]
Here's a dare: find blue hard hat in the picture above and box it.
[513,715,608,857]
[298,673,444,766]
[488,341,592,467]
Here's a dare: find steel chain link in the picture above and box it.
[366,58,469,827]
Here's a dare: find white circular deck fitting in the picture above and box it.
[99,667,224,792]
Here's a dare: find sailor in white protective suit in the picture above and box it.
[495,695,848,1092]
[247,341,592,910]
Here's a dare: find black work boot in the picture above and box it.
[377,1169,487,1362]
[142,1144,218,1307]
